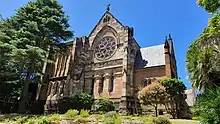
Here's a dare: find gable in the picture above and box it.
[88,11,125,46]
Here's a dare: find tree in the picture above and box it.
[186,1,220,90]
[160,78,187,119]
[197,0,220,13]
[138,82,168,117]
[0,18,23,113]
[194,88,220,124]
[5,0,73,113]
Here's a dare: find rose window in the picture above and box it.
[94,36,117,60]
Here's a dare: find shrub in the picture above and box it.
[64,109,79,118]
[37,117,50,124]
[94,98,115,113]
[58,93,93,113]
[152,116,171,124]
[80,109,90,117]
[72,92,93,110]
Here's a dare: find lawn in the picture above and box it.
[170,119,199,124]
[0,112,200,124]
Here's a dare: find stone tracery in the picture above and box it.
[94,36,117,60]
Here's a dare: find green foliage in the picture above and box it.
[72,92,93,110]
[0,0,73,113]
[103,118,122,124]
[194,88,220,124]
[74,117,89,123]
[187,0,220,91]
[104,111,118,119]
[186,14,220,90]
[197,0,220,13]
[27,119,35,124]
[94,98,115,113]
[37,117,50,124]
[152,116,171,124]
[138,82,168,117]
[48,114,60,124]
[160,78,186,118]
[58,93,93,113]
[160,78,186,95]
[15,117,28,124]
[64,109,79,118]
[103,112,121,124]
[80,109,90,117]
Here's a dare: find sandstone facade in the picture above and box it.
[38,8,177,115]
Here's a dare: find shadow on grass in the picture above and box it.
[0,113,43,122]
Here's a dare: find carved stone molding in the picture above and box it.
[93,59,123,70]
[94,75,102,79]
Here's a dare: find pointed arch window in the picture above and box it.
[108,73,114,93]
[143,81,148,87]
[143,78,152,87]
[98,76,104,95]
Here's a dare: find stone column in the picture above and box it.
[119,47,130,115]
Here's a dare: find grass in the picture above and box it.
[0,113,200,124]
[171,119,199,124]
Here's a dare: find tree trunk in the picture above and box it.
[155,104,158,117]
[176,102,180,119]
[18,72,30,113]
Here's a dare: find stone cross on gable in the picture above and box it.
[106,4,110,11]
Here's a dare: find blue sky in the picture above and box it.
[0,0,210,89]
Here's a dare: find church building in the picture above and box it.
[38,5,177,114]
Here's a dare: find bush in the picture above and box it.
[58,93,93,113]
[64,109,79,118]
[152,116,171,124]
[94,99,115,113]
[80,109,90,117]
[72,92,93,110]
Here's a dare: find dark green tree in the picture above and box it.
[194,88,220,124]
[5,0,73,113]
[160,78,186,118]
[197,0,220,13]
[0,17,22,113]
[186,1,220,90]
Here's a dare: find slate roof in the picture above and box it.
[140,44,165,67]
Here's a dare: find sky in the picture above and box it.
[0,0,210,89]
